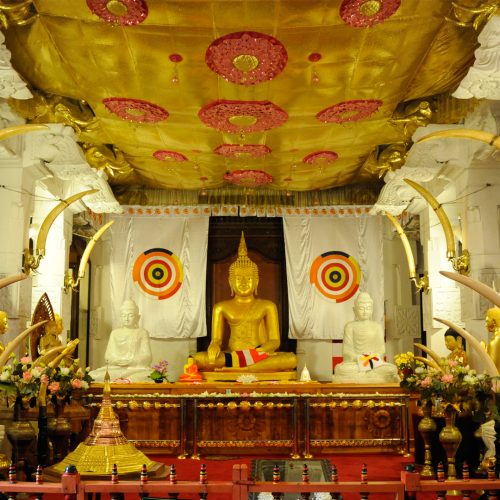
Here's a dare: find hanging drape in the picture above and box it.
[283,215,384,339]
[109,208,209,339]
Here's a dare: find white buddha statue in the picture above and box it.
[90,299,153,383]
[332,292,399,384]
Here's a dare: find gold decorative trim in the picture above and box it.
[311,438,404,447]
[198,401,293,410]
[129,440,181,448]
[198,440,293,448]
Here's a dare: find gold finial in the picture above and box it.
[104,368,111,396]
[238,231,248,257]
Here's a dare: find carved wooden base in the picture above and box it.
[85,382,416,458]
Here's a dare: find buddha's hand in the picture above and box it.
[207,344,221,364]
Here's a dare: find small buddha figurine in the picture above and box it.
[90,299,153,383]
[444,327,468,365]
[333,292,399,384]
[485,306,500,372]
[39,313,64,354]
[193,232,297,374]
[178,356,203,382]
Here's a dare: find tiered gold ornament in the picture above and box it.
[44,371,166,480]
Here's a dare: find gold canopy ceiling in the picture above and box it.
[3,0,492,205]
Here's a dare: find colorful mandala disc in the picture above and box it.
[310,251,361,302]
[132,248,183,300]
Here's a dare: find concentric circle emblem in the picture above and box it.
[310,251,361,302]
[132,248,183,300]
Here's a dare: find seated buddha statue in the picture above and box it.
[193,233,297,378]
[178,356,203,382]
[485,306,500,372]
[333,292,399,384]
[39,313,64,354]
[90,299,153,383]
[444,327,468,365]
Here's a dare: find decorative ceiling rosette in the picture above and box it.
[340,0,401,27]
[86,0,148,25]
[205,31,288,86]
[153,150,188,162]
[303,151,339,164]
[199,100,288,133]
[224,169,273,187]
[214,144,272,158]
[103,98,169,123]
[316,100,382,124]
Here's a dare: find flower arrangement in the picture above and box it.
[0,355,48,405]
[46,360,93,404]
[396,352,496,413]
[394,351,418,377]
[149,360,169,383]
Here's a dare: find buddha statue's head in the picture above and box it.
[0,311,8,335]
[444,328,464,352]
[229,232,259,297]
[46,313,63,336]
[120,299,140,328]
[353,292,373,321]
[486,306,500,334]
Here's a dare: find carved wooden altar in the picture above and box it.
[85,382,418,458]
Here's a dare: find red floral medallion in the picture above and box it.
[205,31,287,86]
[153,150,188,162]
[199,100,288,133]
[316,100,382,124]
[303,151,339,164]
[86,0,148,25]
[224,169,273,187]
[214,144,271,158]
[103,98,169,123]
[340,0,401,27]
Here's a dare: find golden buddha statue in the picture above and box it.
[444,327,469,365]
[39,313,64,354]
[485,306,500,372]
[193,233,297,380]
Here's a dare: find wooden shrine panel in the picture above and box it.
[85,383,416,457]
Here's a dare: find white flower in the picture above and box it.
[81,381,89,390]
[0,371,10,382]
[60,367,70,376]
[415,367,425,374]
[463,375,478,385]
[31,366,44,379]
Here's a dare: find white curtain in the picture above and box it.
[284,215,384,340]
[109,211,209,339]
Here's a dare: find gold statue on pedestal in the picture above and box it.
[193,232,297,381]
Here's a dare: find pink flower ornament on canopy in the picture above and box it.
[153,150,188,162]
[199,100,288,133]
[103,98,169,123]
[303,151,339,164]
[205,31,288,86]
[214,144,271,158]
[340,0,401,27]
[316,100,382,124]
[86,0,148,25]
[224,169,273,187]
